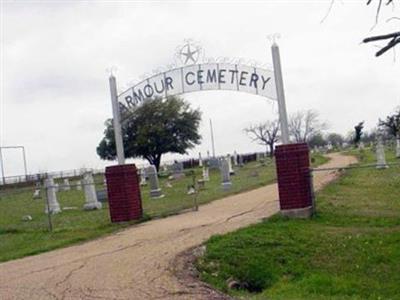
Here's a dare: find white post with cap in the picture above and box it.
[109,75,125,165]
[271,42,290,144]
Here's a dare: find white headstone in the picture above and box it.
[199,152,203,167]
[44,177,61,214]
[227,154,235,175]
[146,165,163,198]
[140,168,147,186]
[233,151,238,166]
[202,166,209,181]
[83,172,102,210]
[376,136,388,169]
[220,159,232,191]
[32,189,41,199]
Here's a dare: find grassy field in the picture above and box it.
[0,153,327,263]
[0,157,276,263]
[196,149,400,300]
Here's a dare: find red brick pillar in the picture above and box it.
[105,164,143,223]
[275,143,313,218]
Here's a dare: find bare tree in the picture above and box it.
[244,120,280,157]
[323,0,400,56]
[289,110,328,143]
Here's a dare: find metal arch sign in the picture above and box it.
[117,63,277,110]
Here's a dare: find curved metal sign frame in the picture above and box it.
[118,63,277,111]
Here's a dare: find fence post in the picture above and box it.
[309,169,316,216]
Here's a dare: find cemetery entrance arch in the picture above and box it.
[105,42,314,223]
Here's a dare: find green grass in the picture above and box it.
[0,153,328,263]
[196,149,400,300]
[0,158,276,262]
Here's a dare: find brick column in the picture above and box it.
[275,143,313,218]
[105,164,143,223]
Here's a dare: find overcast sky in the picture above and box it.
[1,0,399,177]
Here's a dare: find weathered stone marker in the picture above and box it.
[275,143,313,218]
[376,136,388,169]
[139,168,147,186]
[238,155,244,167]
[227,154,235,175]
[32,189,41,199]
[146,165,163,198]
[202,166,209,181]
[105,164,143,222]
[171,161,185,179]
[209,157,220,170]
[44,177,61,214]
[396,134,400,158]
[83,172,102,210]
[198,152,203,167]
[233,151,238,166]
[220,159,232,191]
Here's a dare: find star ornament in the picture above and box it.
[179,42,201,65]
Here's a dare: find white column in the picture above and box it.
[109,75,125,165]
[83,172,102,210]
[45,177,61,214]
[271,42,290,144]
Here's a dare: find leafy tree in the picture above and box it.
[244,120,280,157]
[289,109,328,143]
[308,133,327,148]
[379,108,400,138]
[97,96,201,171]
[327,133,344,147]
[354,121,365,146]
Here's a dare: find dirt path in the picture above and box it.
[0,153,356,300]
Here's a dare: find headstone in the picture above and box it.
[187,186,196,195]
[83,172,102,210]
[21,215,32,221]
[139,168,147,186]
[32,189,41,199]
[199,152,203,167]
[376,136,388,169]
[202,166,210,181]
[44,177,61,214]
[227,154,235,175]
[238,155,244,167]
[146,165,164,198]
[75,180,82,190]
[165,181,173,188]
[220,159,232,191]
[327,143,333,151]
[256,153,261,161]
[171,161,185,179]
[208,157,220,170]
[233,151,238,166]
[96,189,108,202]
[396,135,400,158]
[359,141,365,149]
[61,178,70,191]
